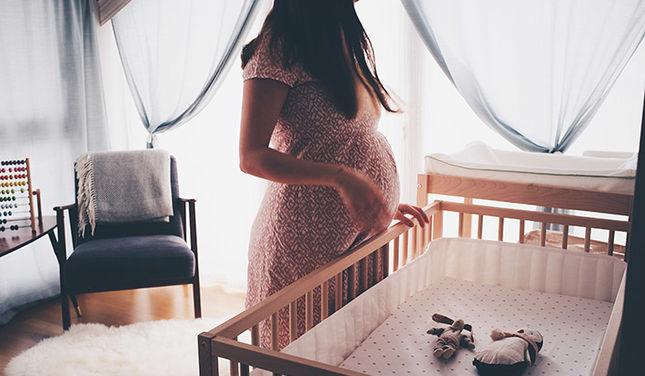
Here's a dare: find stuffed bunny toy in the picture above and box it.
[473,328,543,375]
[426,313,475,359]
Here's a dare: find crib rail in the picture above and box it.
[417,173,634,216]
[198,202,441,376]
[441,201,630,257]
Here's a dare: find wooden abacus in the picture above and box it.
[0,158,42,234]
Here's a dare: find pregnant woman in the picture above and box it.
[240,0,429,349]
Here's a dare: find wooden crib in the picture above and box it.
[198,173,632,376]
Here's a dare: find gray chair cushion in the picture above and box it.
[65,234,195,293]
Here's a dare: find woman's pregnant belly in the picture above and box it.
[271,130,400,227]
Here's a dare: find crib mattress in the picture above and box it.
[425,142,636,195]
[339,277,613,376]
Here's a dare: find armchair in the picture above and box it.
[53,156,201,330]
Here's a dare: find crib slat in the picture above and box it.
[498,217,504,241]
[402,230,409,266]
[458,212,465,237]
[540,222,547,247]
[321,280,329,320]
[562,225,569,249]
[334,273,342,311]
[519,219,525,243]
[271,312,279,350]
[420,223,426,250]
[241,364,249,376]
[381,243,389,280]
[411,226,418,260]
[251,325,259,346]
[289,301,297,342]
[372,250,380,284]
[359,258,368,293]
[348,264,356,300]
[393,236,400,272]
[584,227,592,252]
[477,214,483,239]
[305,291,313,330]
[230,361,239,376]
[463,198,473,237]
[230,336,240,376]
[608,230,615,256]
[433,211,443,239]
[426,220,432,248]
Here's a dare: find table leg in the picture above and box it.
[47,230,80,326]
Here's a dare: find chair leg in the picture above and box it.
[193,281,202,318]
[70,295,82,318]
[61,294,71,330]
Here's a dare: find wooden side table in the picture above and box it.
[0,215,81,319]
[0,216,57,258]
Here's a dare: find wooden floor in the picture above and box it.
[0,285,246,372]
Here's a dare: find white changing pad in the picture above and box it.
[425,142,636,195]
[339,277,614,376]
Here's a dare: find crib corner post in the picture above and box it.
[417,174,429,207]
[198,332,218,376]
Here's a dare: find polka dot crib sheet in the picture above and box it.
[339,277,614,376]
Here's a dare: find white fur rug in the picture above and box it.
[6,318,242,376]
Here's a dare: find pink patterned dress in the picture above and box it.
[243,36,400,349]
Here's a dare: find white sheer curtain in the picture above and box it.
[111,0,262,148]
[402,0,645,153]
[0,0,108,324]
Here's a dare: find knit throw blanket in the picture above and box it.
[75,150,173,237]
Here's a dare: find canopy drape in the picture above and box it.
[112,0,262,148]
[0,0,108,324]
[402,0,645,153]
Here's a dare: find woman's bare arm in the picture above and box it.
[239,78,349,187]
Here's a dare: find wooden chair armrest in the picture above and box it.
[54,203,76,212]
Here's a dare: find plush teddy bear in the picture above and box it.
[426,313,475,359]
[473,328,543,376]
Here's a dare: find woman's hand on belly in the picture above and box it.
[334,166,392,234]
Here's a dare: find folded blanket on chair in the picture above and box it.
[75,150,173,237]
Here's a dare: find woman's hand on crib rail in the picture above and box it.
[395,203,430,228]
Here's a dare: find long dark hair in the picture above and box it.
[241,0,399,119]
